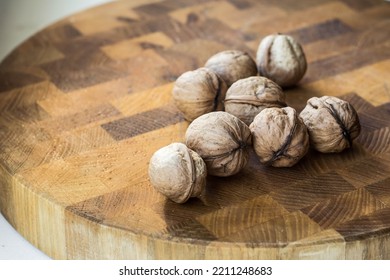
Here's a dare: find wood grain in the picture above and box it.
[0,0,390,259]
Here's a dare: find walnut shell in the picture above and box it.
[256,34,307,88]
[224,76,287,125]
[205,50,258,87]
[172,67,227,122]
[250,107,309,167]
[148,142,207,203]
[299,96,361,153]
[185,111,252,177]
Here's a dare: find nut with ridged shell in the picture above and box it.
[148,142,207,203]
[185,111,252,177]
[205,50,258,87]
[172,67,227,122]
[299,96,361,153]
[224,76,287,125]
[256,34,307,88]
[250,107,310,167]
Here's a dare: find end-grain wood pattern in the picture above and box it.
[0,0,389,259]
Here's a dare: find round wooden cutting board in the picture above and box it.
[1,0,390,260]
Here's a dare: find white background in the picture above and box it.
[0,0,114,260]
[0,260,389,279]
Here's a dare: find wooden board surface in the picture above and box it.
[0,0,390,259]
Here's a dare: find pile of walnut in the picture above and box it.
[149,33,361,204]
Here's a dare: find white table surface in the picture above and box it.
[0,0,114,260]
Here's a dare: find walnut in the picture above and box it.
[172,67,227,122]
[185,111,252,177]
[148,142,207,203]
[250,107,309,167]
[256,34,307,88]
[299,96,361,153]
[224,76,287,125]
[205,50,258,87]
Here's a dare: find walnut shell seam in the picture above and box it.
[262,119,298,166]
[318,100,354,147]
